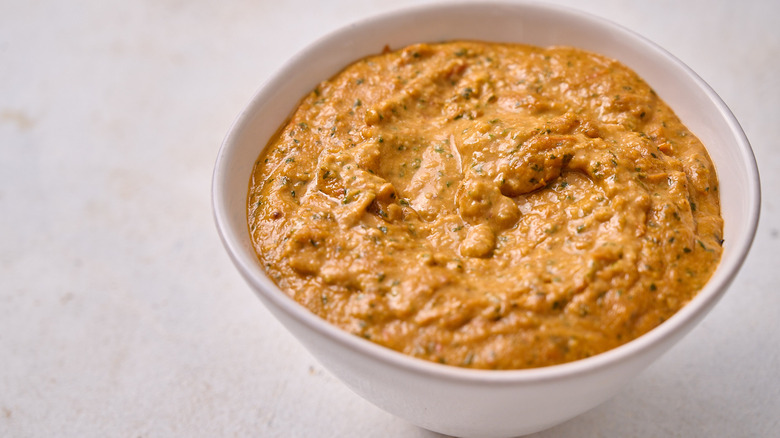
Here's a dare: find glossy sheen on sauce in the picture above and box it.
[247,42,723,369]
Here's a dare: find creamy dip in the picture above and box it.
[247,41,723,369]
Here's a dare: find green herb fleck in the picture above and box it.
[697,240,714,252]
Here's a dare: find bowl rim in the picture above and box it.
[212,0,761,384]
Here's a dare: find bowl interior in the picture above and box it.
[214,2,759,349]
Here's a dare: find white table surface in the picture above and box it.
[2,0,778,436]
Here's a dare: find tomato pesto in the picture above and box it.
[247,41,723,369]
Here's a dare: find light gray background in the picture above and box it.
[1,0,778,436]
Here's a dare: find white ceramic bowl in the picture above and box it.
[212,2,760,437]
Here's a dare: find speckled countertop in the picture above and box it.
[1,0,778,436]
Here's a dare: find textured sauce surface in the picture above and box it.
[247,42,723,369]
